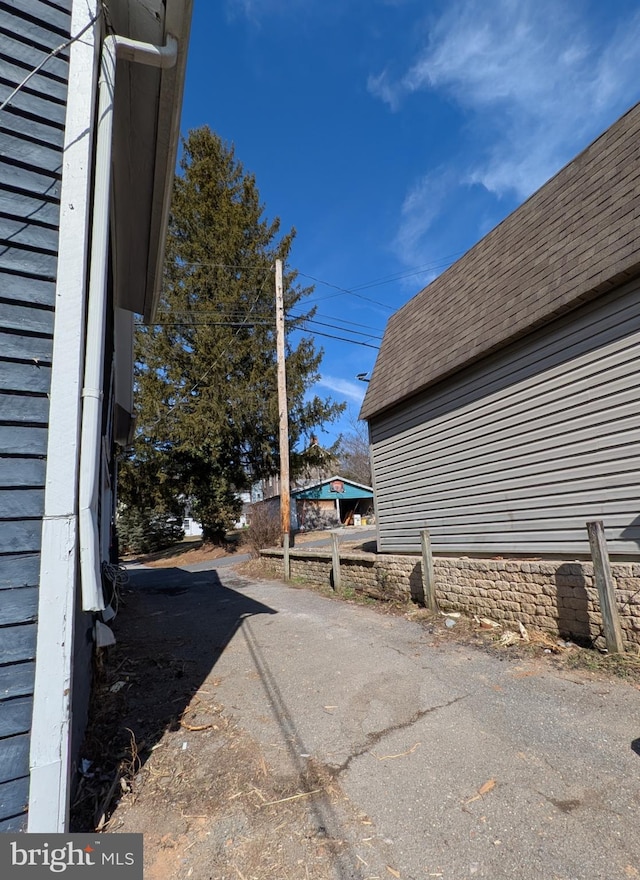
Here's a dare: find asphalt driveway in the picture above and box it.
[107,561,640,880]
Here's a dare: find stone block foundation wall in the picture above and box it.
[260,548,640,649]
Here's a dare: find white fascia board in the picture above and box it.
[143,0,193,322]
[28,0,101,833]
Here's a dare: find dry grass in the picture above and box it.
[105,691,362,880]
[122,536,241,568]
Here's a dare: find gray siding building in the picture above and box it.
[361,103,640,558]
[0,0,192,832]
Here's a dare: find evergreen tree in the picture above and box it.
[122,127,344,543]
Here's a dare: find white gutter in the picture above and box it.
[79,33,178,611]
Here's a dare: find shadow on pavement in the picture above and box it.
[71,566,275,830]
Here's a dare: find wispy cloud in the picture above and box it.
[225,0,308,24]
[319,375,367,404]
[371,0,640,202]
[368,0,640,263]
[392,167,458,267]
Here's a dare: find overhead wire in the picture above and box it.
[142,265,275,430]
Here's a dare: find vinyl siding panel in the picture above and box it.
[0,0,71,832]
[370,280,640,557]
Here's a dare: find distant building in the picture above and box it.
[253,476,375,531]
[293,477,375,530]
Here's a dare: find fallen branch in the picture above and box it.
[261,789,321,807]
[371,742,421,761]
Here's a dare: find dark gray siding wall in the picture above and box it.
[0,0,71,832]
[370,279,640,557]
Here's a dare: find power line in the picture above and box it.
[348,253,465,291]
[302,318,382,340]
[140,317,383,343]
[297,272,395,310]
[162,252,465,313]
[295,325,380,349]
[289,309,384,333]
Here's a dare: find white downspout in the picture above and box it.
[79,33,178,611]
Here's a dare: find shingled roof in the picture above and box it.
[361,102,640,420]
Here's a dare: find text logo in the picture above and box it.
[1,835,142,878]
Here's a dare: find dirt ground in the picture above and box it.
[124,529,370,571]
[71,545,640,879]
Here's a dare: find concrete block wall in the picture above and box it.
[260,548,640,648]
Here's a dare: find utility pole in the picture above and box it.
[275,259,291,579]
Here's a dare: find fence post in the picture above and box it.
[586,520,624,653]
[420,528,438,611]
[331,531,341,591]
[283,532,290,582]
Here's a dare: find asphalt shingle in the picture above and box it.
[361,102,640,420]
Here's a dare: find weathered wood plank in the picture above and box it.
[0,696,33,738]
[0,661,34,699]
[0,811,27,832]
[0,776,29,822]
[0,246,58,281]
[0,360,52,394]
[0,425,48,455]
[2,0,71,41]
[0,7,70,52]
[0,57,68,105]
[0,300,55,334]
[0,160,62,199]
[0,394,50,424]
[0,490,44,520]
[0,129,63,174]
[0,587,38,628]
[0,216,59,254]
[0,519,43,554]
[0,187,60,228]
[0,274,56,307]
[0,331,53,362]
[0,82,66,127]
[0,735,29,784]
[420,528,438,612]
[0,30,69,81]
[0,623,37,664]
[0,553,40,589]
[0,458,46,488]
[0,108,64,151]
[331,532,340,591]
[587,521,625,652]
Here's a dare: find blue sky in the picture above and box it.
[179,0,640,443]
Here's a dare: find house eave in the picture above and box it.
[108,0,193,321]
